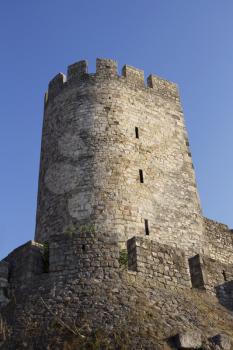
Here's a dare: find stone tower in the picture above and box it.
[2,58,233,349]
[35,58,203,253]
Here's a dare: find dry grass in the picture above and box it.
[0,315,11,344]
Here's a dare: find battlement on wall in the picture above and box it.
[46,58,179,104]
[203,217,233,264]
[0,232,120,298]
[2,232,233,311]
[3,240,44,284]
[126,236,233,309]
[49,232,119,278]
[188,254,233,310]
[0,241,45,308]
[127,236,191,290]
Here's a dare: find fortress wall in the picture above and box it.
[203,257,233,293]
[215,280,233,312]
[126,234,233,302]
[49,231,119,278]
[0,261,9,308]
[3,262,233,350]
[3,233,233,306]
[189,253,233,309]
[35,58,204,254]
[127,236,191,289]
[203,218,233,264]
[4,241,44,285]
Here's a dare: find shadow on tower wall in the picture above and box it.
[215,281,233,312]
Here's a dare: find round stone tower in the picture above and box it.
[35,58,203,253]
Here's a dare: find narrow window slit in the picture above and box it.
[139,169,144,183]
[82,244,85,252]
[135,127,139,139]
[145,219,149,235]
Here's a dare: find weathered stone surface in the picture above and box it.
[0,261,9,308]
[175,330,202,349]
[204,218,233,264]
[212,334,232,350]
[128,236,191,289]
[3,240,44,290]
[189,254,207,290]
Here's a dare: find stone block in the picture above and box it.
[122,64,144,87]
[96,58,117,77]
[212,334,231,350]
[48,72,66,99]
[188,254,207,290]
[4,241,44,282]
[147,74,179,98]
[67,60,88,80]
[175,331,202,349]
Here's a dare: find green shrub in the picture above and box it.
[64,225,76,237]
[63,224,96,236]
[119,249,128,268]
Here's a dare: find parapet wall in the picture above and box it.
[4,240,44,285]
[189,254,233,310]
[49,231,119,278]
[204,218,233,264]
[0,241,44,309]
[127,236,191,289]
[2,233,233,312]
[2,235,233,349]
[127,235,233,310]
[203,257,233,293]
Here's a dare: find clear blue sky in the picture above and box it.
[0,0,233,259]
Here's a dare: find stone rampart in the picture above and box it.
[49,231,119,278]
[4,240,44,286]
[127,236,191,289]
[2,230,233,310]
[2,232,233,347]
[189,254,233,310]
[203,217,233,264]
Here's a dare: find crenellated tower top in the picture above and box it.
[45,58,179,106]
